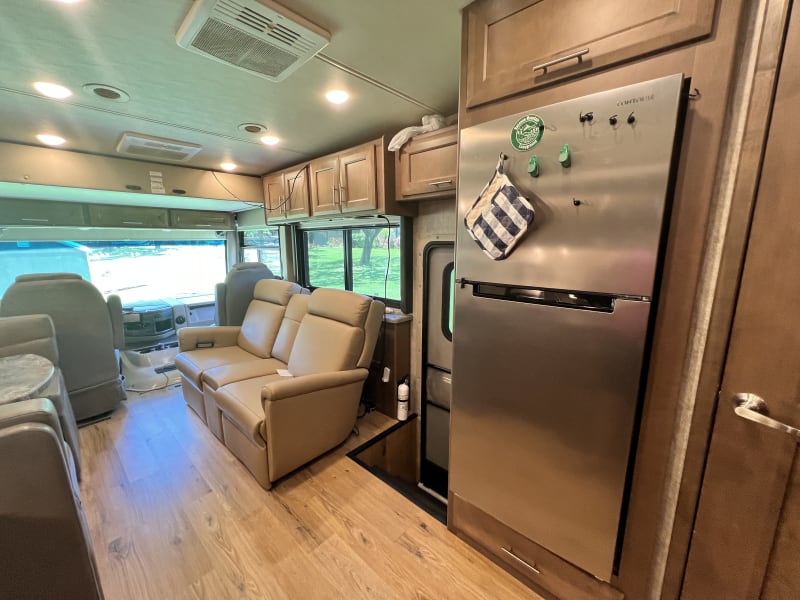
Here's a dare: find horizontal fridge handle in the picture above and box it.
[732,393,800,440]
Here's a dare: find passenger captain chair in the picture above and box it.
[0,273,126,421]
[215,262,275,326]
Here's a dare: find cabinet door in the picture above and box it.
[0,198,87,226]
[262,172,285,223]
[169,209,233,229]
[88,204,169,228]
[282,165,310,220]
[397,125,457,198]
[464,0,715,108]
[309,156,340,216]
[339,143,376,213]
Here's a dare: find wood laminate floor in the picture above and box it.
[79,386,542,599]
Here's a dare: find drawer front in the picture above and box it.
[450,493,624,600]
[465,0,715,108]
[88,204,169,228]
[0,198,87,226]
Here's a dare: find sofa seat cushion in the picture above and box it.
[202,358,287,391]
[175,346,260,388]
[215,374,283,442]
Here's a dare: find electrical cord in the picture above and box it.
[264,163,311,213]
[211,171,262,208]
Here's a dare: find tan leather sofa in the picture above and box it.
[0,273,126,421]
[212,288,383,488]
[176,286,383,488]
[0,398,104,599]
[0,314,82,479]
[175,278,302,426]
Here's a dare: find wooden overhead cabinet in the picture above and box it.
[396,125,457,199]
[263,164,310,224]
[310,142,376,216]
[463,0,716,108]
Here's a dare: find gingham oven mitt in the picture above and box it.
[464,156,535,260]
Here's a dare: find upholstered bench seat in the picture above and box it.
[175,344,263,388]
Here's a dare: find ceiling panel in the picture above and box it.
[0,0,467,178]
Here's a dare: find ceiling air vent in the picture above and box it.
[115,133,202,162]
[176,0,330,82]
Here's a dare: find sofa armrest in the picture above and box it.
[178,326,241,352]
[0,398,63,440]
[0,314,60,364]
[261,368,369,403]
[262,368,369,482]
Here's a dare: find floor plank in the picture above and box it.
[79,386,542,599]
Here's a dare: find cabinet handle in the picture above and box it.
[500,547,541,575]
[428,179,454,187]
[532,48,589,74]
[21,217,49,223]
[332,186,339,205]
[732,393,800,440]
[122,221,144,225]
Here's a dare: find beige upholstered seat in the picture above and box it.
[0,398,104,600]
[213,288,384,488]
[214,262,274,326]
[0,273,126,421]
[175,278,301,430]
[0,314,83,479]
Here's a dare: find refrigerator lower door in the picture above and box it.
[450,290,651,580]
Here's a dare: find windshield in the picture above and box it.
[0,240,226,304]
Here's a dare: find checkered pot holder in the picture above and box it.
[464,155,535,260]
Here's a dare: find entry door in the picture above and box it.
[682,8,800,598]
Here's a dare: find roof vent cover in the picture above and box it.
[116,133,202,162]
[176,0,330,82]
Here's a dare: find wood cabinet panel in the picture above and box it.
[396,125,457,199]
[465,0,716,108]
[339,143,376,213]
[309,156,339,216]
[282,165,310,220]
[450,493,623,600]
[262,172,285,224]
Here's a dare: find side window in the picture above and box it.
[298,220,406,307]
[240,227,283,277]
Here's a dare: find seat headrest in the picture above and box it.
[253,279,301,305]
[285,294,310,320]
[308,288,373,327]
[15,273,83,283]
[230,262,273,274]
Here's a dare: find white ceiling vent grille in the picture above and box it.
[115,133,202,162]
[176,0,330,82]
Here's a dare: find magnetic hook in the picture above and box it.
[688,88,701,99]
[499,152,508,162]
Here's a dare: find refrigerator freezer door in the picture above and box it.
[449,290,651,580]
[456,73,685,297]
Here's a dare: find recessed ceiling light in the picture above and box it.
[238,122,268,134]
[52,0,83,3]
[37,134,66,146]
[82,83,130,103]
[33,81,72,99]
[325,89,349,104]
[220,162,237,172]
[260,135,280,146]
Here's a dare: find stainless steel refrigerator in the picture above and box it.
[450,74,686,581]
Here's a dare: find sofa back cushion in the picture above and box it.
[237,279,301,358]
[287,288,375,377]
[271,294,310,364]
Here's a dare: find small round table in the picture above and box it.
[0,354,56,406]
